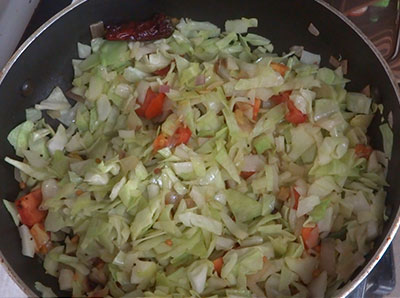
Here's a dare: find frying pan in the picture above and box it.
[0,0,399,297]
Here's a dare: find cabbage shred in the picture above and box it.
[4,17,391,298]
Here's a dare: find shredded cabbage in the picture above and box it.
[3,16,390,298]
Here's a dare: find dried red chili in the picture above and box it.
[105,13,175,41]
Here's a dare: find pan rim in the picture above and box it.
[0,0,399,297]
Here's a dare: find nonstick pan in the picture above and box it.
[0,0,399,297]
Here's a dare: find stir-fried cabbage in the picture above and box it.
[3,17,392,298]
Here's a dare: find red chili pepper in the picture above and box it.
[270,90,292,105]
[105,14,175,41]
[153,65,171,77]
[15,188,47,228]
[136,88,166,119]
[355,144,373,159]
[285,100,308,125]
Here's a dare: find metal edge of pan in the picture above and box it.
[0,0,399,297]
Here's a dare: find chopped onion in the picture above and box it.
[41,179,58,203]
[18,225,35,258]
[308,271,327,298]
[361,85,371,97]
[165,191,182,207]
[59,268,74,291]
[388,111,393,128]
[340,59,348,75]
[215,59,231,80]
[136,81,151,104]
[308,22,320,36]
[241,155,265,172]
[159,84,170,93]
[289,45,304,57]
[195,74,206,86]
[240,236,264,247]
[300,50,321,65]
[329,56,340,68]
[90,21,105,39]
[65,89,85,102]
[320,238,336,276]
[215,236,234,250]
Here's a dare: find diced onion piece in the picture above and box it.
[329,56,340,68]
[59,268,74,291]
[159,84,170,93]
[19,225,35,258]
[308,22,320,36]
[90,21,105,39]
[289,45,304,57]
[300,50,321,65]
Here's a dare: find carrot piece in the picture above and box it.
[252,98,262,121]
[213,257,224,276]
[270,62,289,76]
[165,239,173,246]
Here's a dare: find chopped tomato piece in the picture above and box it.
[293,187,300,210]
[213,257,224,276]
[285,100,308,125]
[270,62,289,76]
[240,171,256,180]
[301,226,319,250]
[165,239,173,246]
[15,188,47,227]
[270,90,292,105]
[30,223,51,254]
[153,64,171,76]
[169,126,192,147]
[355,144,373,159]
[153,133,169,152]
[136,88,166,119]
[252,98,261,121]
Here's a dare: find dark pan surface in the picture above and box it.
[0,0,398,296]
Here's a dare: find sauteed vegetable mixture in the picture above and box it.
[3,16,392,297]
